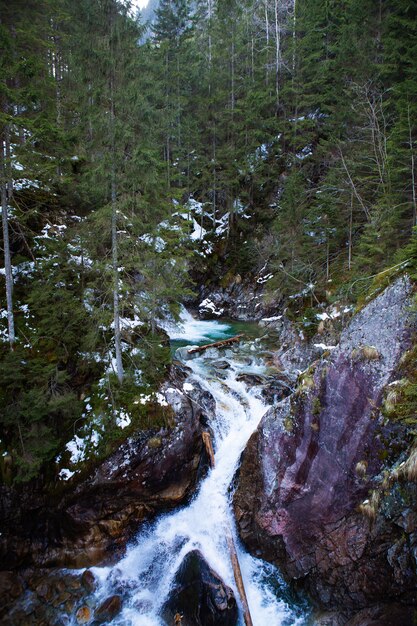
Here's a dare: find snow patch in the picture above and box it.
[116,411,132,429]
[199,298,224,317]
[261,315,282,322]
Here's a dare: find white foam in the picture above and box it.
[162,306,231,342]
[89,347,304,625]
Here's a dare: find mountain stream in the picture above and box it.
[87,311,308,626]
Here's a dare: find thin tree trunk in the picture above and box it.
[292,0,297,75]
[407,103,416,228]
[339,146,370,221]
[231,37,235,113]
[208,0,212,67]
[177,53,181,150]
[212,127,216,227]
[1,135,15,348]
[348,192,353,270]
[110,8,124,384]
[111,162,123,382]
[264,0,269,85]
[274,0,280,106]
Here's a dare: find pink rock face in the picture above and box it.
[259,356,379,566]
[234,277,417,611]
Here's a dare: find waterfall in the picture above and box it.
[88,312,306,626]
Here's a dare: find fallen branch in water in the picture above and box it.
[187,334,244,354]
[202,431,215,468]
[226,533,254,626]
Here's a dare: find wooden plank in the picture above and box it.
[187,334,244,354]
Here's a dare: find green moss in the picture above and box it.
[381,344,417,426]
[351,345,380,362]
[283,415,294,433]
[355,262,411,311]
[148,436,162,449]
[312,396,322,416]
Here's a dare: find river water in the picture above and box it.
[88,310,308,626]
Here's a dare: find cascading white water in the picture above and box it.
[89,312,306,626]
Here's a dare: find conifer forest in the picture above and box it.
[1,1,417,625]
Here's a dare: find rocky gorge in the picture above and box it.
[1,276,417,625]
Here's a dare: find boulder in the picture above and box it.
[0,572,24,618]
[161,550,238,626]
[212,360,231,370]
[0,372,215,571]
[94,594,122,623]
[234,277,417,614]
[75,605,91,624]
[81,570,96,593]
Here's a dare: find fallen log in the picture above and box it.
[226,533,254,626]
[199,416,252,625]
[202,431,215,468]
[187,334,244,354]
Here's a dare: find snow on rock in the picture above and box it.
[36,223,67,239]
[116,411,132,429]
[58,468,76,481]
[261,315,283,323]
[134,391,169,407]
[190,219,207,241]
[215,213,229,236]
[199,298,224,317]
[316,306,343,321]
[257,273,274,285]
[13,178,41,191]
[296,145,313,160]
[66,435,88,464]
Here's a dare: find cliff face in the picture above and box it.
[234,277,417,620]
[0,370,214,572]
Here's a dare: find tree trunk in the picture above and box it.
[274,0,280,106]
[1,134,15,348]
[407,103,416,227]
[110,7,124,384]
[348,192,353,270]
[111,166,124,384]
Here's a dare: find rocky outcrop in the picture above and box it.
[0,369,215,572]
[161,550,238,626]
[234,277,417,618]
[198,276,280,321]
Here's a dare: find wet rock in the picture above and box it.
[259,375,294,403]
[236,372,266,386]
[94,595,122,622]
[75,605,91,624]
[0,571,24,618]
[212,360,231,370]
[313,611,347,626]
[197,278,281,321]
[161,550,238,626]
[234,277,417,613]
[345,603,417,625]
[0,372,215,571]
[81,570,96,593]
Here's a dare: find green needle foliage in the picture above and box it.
[1,0,417,483]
